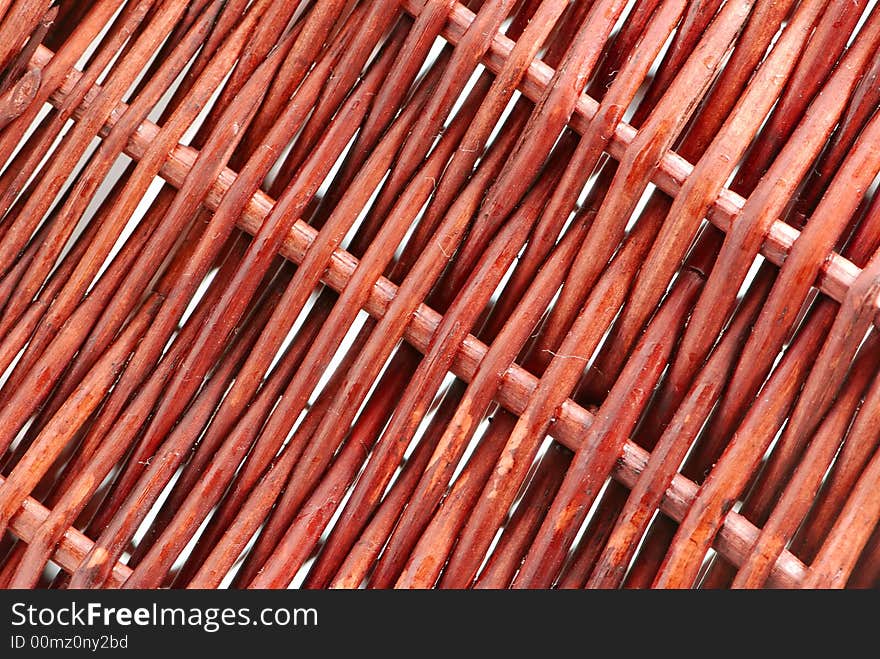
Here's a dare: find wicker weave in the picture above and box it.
[0,0,877,589]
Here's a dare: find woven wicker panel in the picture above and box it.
[0,0,877,589]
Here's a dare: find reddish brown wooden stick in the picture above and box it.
[6,235,250,586]
[707,103,880,484]
[616,1,869,587]
[369,0,520,225]
[178,328,377,588]
[804,424,880,587]
[70,26,410,586]
[364,220,587,588]
[848,524,880,588]
[111,51,460,588]
[0,4,54,94]
[586,272,771,588]
[350,0,456,176]
[0,0,166,266]
[167,299,334,587]
[11,264,273,588]
[83,43,414,588]
[0,3,263,448]
[0,0,51,82]
[395,411,520,588]
[239,351,419,589]
[211,99,499,586]
[453,0,628,279]
[270,3,403,187]
[292,139,570,591]
[437,209,664,588]
[483,0,686,334]
[594,0,823,413]
[668,7,880,415]
[121,266,290,571]
[27,14,874,329]
[731,0,870,196]
[0,295,162,540]
[474,442,571,588]
[556,484,631,588]
[633,0,724,123]
[1,472,131,587]
[0,0,222,367]
[790,46,880,224]
[424,0,748,584]
[128,328,395,589]
[732,331,879,588]
[396,0,872,318]
[653,300,840,588]
[726,231,880,562]
[793,346,880,562]
[534,0,752,358]
[74,39,342,522]
[244,0,350,148]
[251,117,522,586]
[0,185,109,388]
[682,192,880,587]
[323,381,467,589]
[140,71,442,558]
[0,67,39,129]
[514,275,701,588]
